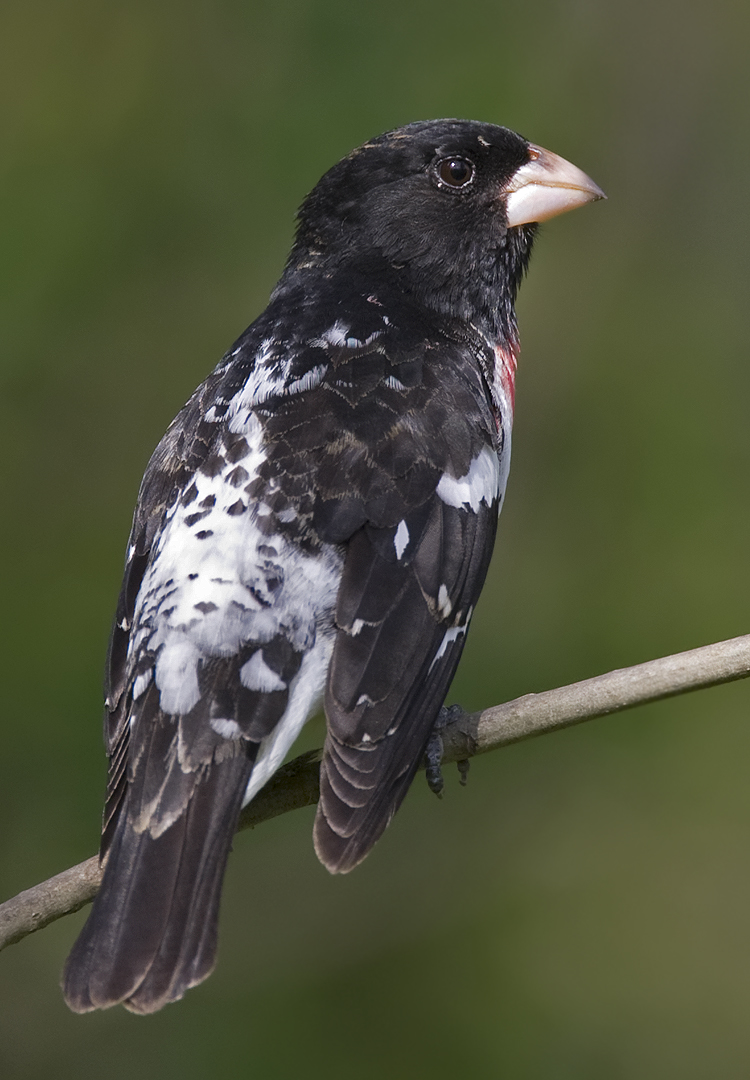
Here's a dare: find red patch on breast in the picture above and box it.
[493,342,518,414]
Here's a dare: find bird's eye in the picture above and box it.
[436,157,475,189]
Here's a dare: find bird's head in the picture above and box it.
[287,119,604,341]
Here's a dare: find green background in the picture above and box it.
[2,0,750,1075]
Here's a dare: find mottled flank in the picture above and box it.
[63,118,601,1014]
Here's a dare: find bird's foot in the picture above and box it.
[424,704,471,798]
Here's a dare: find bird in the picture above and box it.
[62,119,604,1013]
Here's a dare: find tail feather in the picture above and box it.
[62,753,253,1014]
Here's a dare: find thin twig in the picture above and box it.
[2,633,749,953]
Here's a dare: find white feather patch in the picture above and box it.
[310,320,349,348]
[436,445,500,513]
[242,635,335,806]
[429,624,468,670]
[132,396,343,721]
[240,651,287,692]
[437,584,452,617]
[154,638,201,714]
[394,519,409,559]
[132,671,152,700]
[210,718,242,739]
[285,364,327,395]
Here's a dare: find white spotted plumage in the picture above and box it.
[127,340,343,798]
[62,118,602,1016]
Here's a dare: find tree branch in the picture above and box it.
[2,632,749,953]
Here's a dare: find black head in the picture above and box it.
[285,120,604,342]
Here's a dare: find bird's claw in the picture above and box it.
[424,704,470,798]
[424,730,445,798]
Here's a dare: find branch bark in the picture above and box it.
[2,632,749,953]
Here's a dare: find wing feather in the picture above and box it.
[315,492,498,873]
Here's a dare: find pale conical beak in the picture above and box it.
[504,144,606,227]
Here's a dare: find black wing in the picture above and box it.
[250,294,505,874]
[100,400,222,856]
[315,482,498,873]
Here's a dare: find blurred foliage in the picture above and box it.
[2,0,750,1075]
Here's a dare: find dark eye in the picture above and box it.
[436,157,475,189]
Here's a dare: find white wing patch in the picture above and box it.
[437,584,452,618]
[429,623,468,671]
[394,519,409,559]
[436,445,501,513]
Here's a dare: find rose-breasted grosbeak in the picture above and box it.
[63,119,603,1013]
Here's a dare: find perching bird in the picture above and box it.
[62,119,604,1013]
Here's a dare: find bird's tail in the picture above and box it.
[62,752,253,1014]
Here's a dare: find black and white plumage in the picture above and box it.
[62,120,603,1013]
